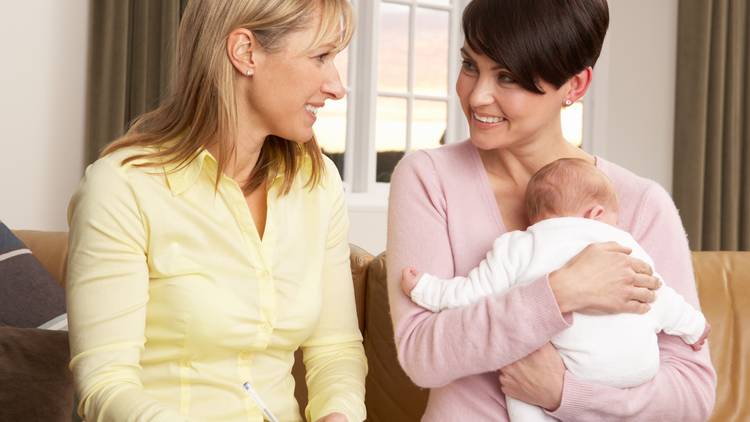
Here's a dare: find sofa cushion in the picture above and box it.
[363,253,429,422]
[0,325,74,421]
[0,223,66,328]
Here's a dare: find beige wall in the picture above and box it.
[0,1,90,231]
[594,0,678,192]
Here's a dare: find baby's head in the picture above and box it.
[525,158,619,226]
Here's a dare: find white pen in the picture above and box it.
[242,381,280,422]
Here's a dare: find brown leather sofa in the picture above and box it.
[12,230,750,421]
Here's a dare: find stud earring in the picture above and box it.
[245,69,252,77]
[564,99,573,106]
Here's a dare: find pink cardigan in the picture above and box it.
[386,140,716,421]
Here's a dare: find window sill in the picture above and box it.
[345,183,390,212]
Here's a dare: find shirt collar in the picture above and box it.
[163,149,299,195]
[163,149,216,195]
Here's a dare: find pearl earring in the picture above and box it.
[245,69,252,76]
[564,99,572,106]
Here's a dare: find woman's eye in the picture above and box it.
[497,73,515,83]
[461,60,476,72]
[316,53,330,63]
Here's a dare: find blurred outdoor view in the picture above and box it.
[315,1,583,183]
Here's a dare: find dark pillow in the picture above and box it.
[0,325,74,421]
[0,222,66,328]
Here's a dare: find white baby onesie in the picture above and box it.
[410,217,707,422]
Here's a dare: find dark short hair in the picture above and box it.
[462,0,609,94]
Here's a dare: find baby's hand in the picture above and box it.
[691,322,711,351]
[400,267,422,296]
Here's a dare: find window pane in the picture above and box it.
[376,96,407,182]
[418,0,451,5]
[316,97,347,178]
[562,101,584,147]
[412,100,447,150]
[378,3,409,93]
[415,8,449,96]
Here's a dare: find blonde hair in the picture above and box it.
[525,158,618,224]
[102,0,354,195]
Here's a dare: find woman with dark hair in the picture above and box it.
[386,0,716,420]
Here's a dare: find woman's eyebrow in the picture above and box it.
[460,47,506,71]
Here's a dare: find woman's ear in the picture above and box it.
[562,66,593,106]
[227,28,259,77]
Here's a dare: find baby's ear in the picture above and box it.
[584,204,606,221]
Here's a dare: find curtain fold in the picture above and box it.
[674,0,750,251]
[85,0,187,165]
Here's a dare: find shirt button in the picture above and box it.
[259,269,270,278]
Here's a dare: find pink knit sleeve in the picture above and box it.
[386,152,571,388]
[548,184,717,421]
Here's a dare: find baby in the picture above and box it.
[400,158,710,422]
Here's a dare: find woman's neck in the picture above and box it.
[206,139,265,187]
[478,136,593,188]
[207,111,269,188]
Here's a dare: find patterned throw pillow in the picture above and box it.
[0,222,66,328]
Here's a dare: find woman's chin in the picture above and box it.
[272,129,314,144]
[469,133,507,151]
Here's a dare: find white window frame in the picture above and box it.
[341,0,601,209]
[342,0,468,208]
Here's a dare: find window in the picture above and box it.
[316,0,465,199]
[562,100,584,147]
[316,0,586,202]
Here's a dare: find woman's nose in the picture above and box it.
[469,77,495,108]
[322,67,346,100]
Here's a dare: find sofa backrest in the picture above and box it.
[14,230,68,287]
[364,253,428,421]
[12,230,372,332]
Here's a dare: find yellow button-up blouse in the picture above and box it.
[66,147,367,421]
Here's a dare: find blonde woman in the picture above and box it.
[66,1,365,421]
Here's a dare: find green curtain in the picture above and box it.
[673,0,750,251]
[85,0,189,165]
